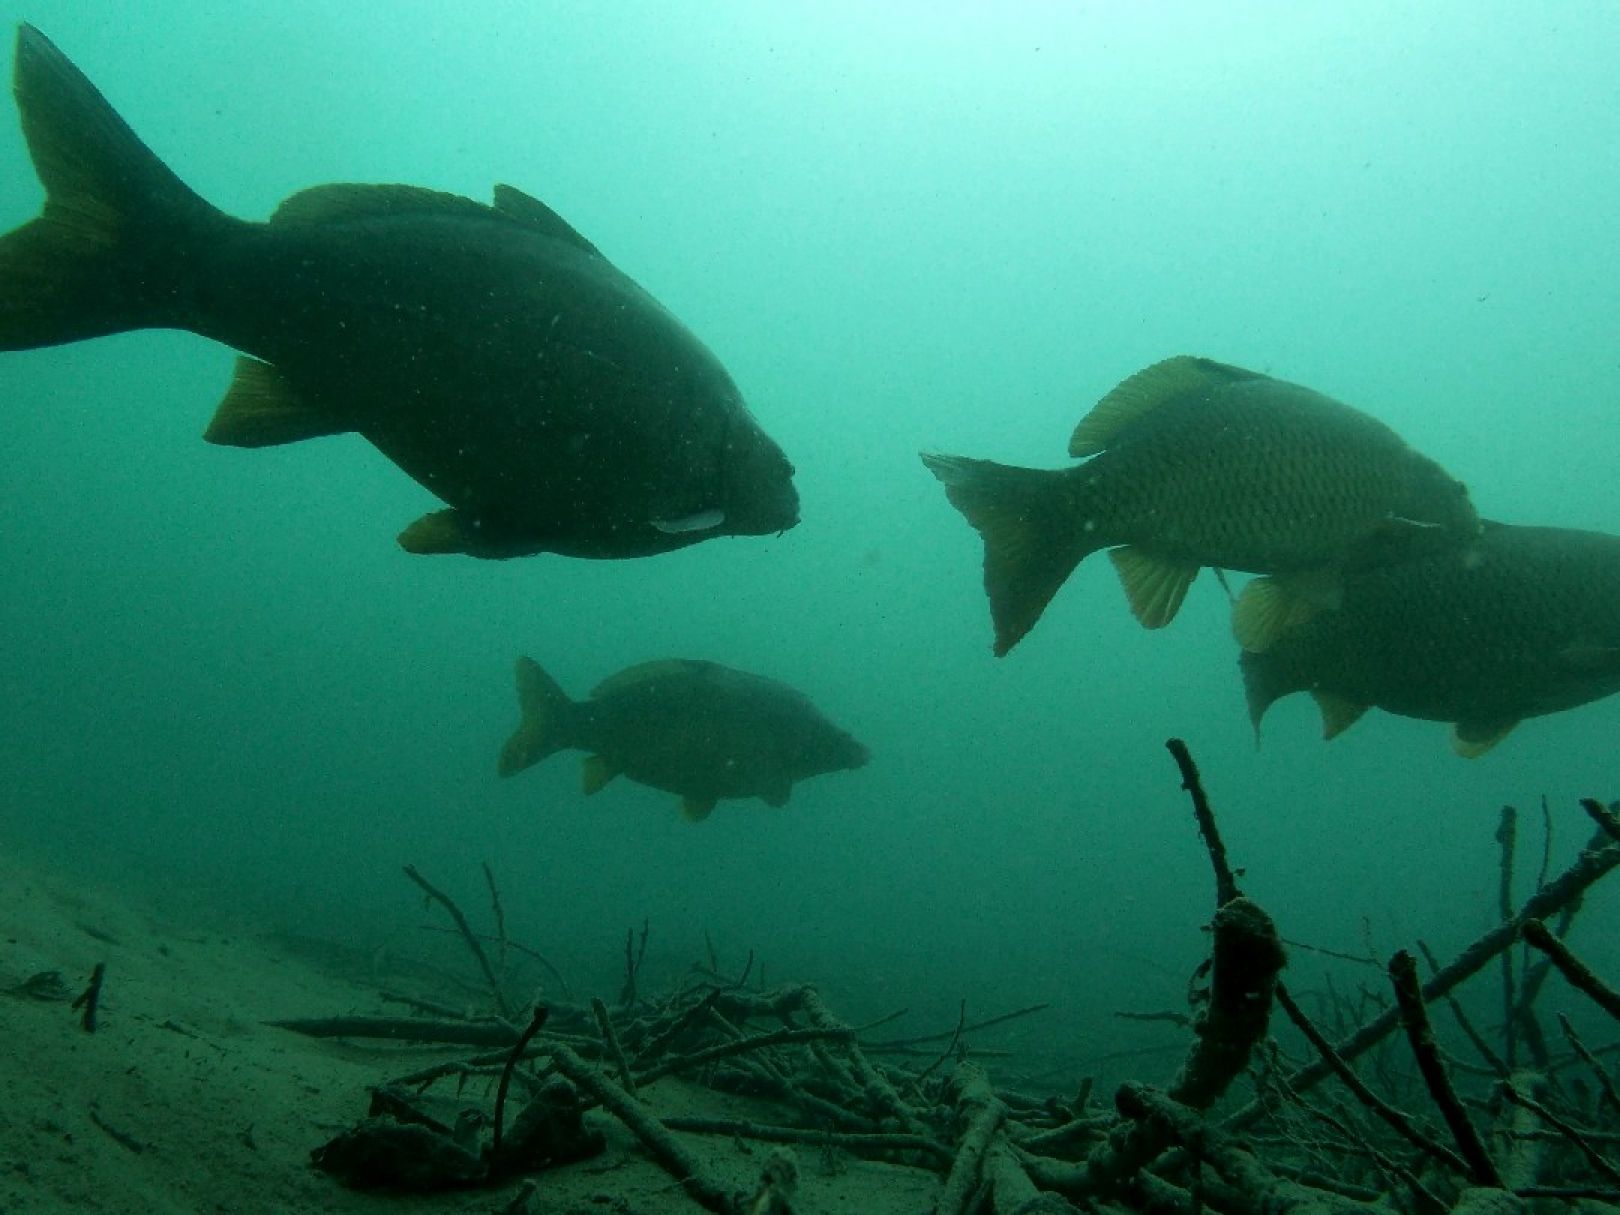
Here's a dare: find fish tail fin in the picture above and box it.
[920,452,1095,656]
[0,25,229,349]
[499,657,580,777]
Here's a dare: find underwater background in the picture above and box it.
[2,1,1617,1083]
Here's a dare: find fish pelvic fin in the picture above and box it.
[919,452,1095,656]
[1451,719,1518,758]
[0,26,229,349]
[1107,546,1200,629]
[680,797,717,824]
[1231,572,1338,652]
[1311,691,1369,741]
[498,657,579,777]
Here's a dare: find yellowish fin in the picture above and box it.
[681,797,717,823]
[398,509,473,555]
[498,657,577,777]
[1231,572,1339,652]
[1069,355,1258,457]
[1452,720,1518,758]
[581,754,618,796]
[203,357,348,448]
[1107,546,1200,629]
[0,26,227,348]
[1311,691,1369,740]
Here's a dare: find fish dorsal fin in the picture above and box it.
[590,659,707,700]
[1231,572,1338,652]
[270,183,500,227]
[1452,719,1518,758]
[581,754,618,795]
[1107,546,1200,629]
[203,356,349,448]
[1069,356,1260,457]
[492,183,602,256]
[1311,691,1369,740]
[680,796,717,823]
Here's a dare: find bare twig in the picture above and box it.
[591,997,636,1096]
[1559,1013,1620,1116]
[1388,950,1502,1187]
[403,865,511,1019]
[1166,738,1239,906]
[1501,1080,1620,1185]
[71,962,106,1034]
[491,1004,549,1158]
[1522,918,1620,1021]
[1275,981,1469,1175]
[1224,835,1620,1132]
[1497,805,1519,1068]
[481,861,509,973]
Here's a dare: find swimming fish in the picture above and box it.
[499,657,869,821]
[0,25,798,558]
[1239,522,1620,756]
[921,356,1478,655]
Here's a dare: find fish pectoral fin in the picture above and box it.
[1231,572,1336,652]
[1069,355,1259,456]
[203,358,349,448]
[651,508,725,535]
[1310,690,1369,740]
[1108,547,1199,629]
[492,184,603,256]
[1556,641,1620,672]
[1451,719,1519,758]
[680,796,717,823]
[581,755,619,796]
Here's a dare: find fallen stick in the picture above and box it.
[72,962,106,1033]
[934,1062,1006,1215]
[267,1015,519,1047]
[660,1116,952,1165]
[549,1043,737,1215]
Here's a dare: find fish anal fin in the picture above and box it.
[1108,546,1200,629]
[399,509,473,556]
[762,781,792,808]
[1069,355,1259,456]
[1452,720,1518,758]
[1232,571,1338,652]
[581,755,618,796]
[398,510,541,559]
[492,184,602,256]
[680,797,717,824]
[1310,690,1369,741]
[203,357,347,448]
